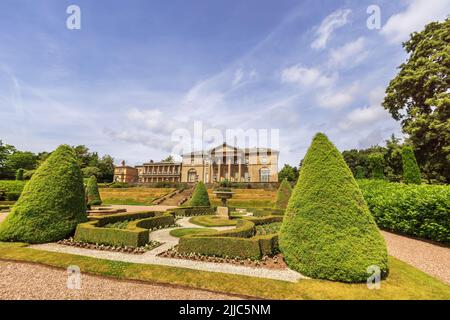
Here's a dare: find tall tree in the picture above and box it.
[382,19,450,183]
[278,164,298,182]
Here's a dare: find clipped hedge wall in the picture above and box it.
[243,215,283,225]
[358,179,450,244]
[177,219,279,259]
[75,211,174,247]
[172,206,216,216]
[275,179,292,209]
[0,180,25,200]
[251,208,285,217]
[178,234,278,259]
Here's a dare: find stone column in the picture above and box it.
[218,161,221,181]
[228,160,231,180]
[238,158,242,181]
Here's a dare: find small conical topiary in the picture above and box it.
[188,182,210,207]
[368,153,385,179]
[0,145,87,243]
[279,133,388,282]
[274,178,292,209]
[86,175,102,206]
[401,146,421,184]
[15,168,24,181]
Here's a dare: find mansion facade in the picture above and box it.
[113,144,278,183]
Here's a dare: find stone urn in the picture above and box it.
[213,189,234,218]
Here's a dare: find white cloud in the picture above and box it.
[281,64,336,87]
[316,83,359,109]
[232,68,244,87]
[339,87,391,130]
[381,0,450,43]
[329,37,368,68]
[311,9,352,49]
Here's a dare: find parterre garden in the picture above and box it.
[0,135,449,299]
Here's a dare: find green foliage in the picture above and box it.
[15,169,24,181]
[188,182,210,207]
[342,135,403,182]
[274,179,292,209]
[256,222,282,235]
[82,166,101,178]
[178,219,279,259]
[23,169,35,180]
[169,228,216,238]
[278,164,298,182]
[172,206,216,216]
[358,179,449,244]
[401,146,422,184]
[382,19,450,183]
[74,211,174,247]
[0,180,25,197]
[368,153,385,179]
[86,176,102,206]
[279,133,388,283]
[251,207,285,217]
[189,215,237,227]
[0,145,87,243]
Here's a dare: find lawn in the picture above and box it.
[100,187,174,205]
[169,228,216,238]
[208,188,276,208]
[189,215,238,227]
[0,242,449,299]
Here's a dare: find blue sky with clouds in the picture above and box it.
[0,0,448,166]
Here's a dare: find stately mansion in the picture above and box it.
[114,143,279,183]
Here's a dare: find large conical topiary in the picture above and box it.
[86,175,102,206]
[279,133,388,282]
[0,145,87,243]
[188,182,210,207]
[274,178,292,209]
[401,146,421,184]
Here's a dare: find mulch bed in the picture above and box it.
[158,247,288,270]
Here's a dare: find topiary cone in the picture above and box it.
[188,181,211,207]
[279,133,388,282]
[275,178,292,209]
[401,146,421,184]
[0,145,87,243]
[86,175,102,206]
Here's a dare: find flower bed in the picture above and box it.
[58,237,161,254]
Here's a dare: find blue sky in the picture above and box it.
[0,0,448,166]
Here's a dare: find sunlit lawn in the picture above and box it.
[208,188,276,208]
[100,187,174,205]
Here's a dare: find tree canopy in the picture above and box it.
[382,19,450,183]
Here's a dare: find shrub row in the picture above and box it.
[177,219,279,259]
[0,180,26,201]
[171,206,216,216]
[178,234,279,259]
[358,179,450,244]
[243,215,284,225]
[75,211,174,247]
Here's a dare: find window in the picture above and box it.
[260,168,270,182]
[188,169,197,182]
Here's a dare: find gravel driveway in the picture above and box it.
[382,231,450,284]
[0,260,241,300]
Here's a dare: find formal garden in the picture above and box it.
[0,131,449,300]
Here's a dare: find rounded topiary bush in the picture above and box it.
[86,175,102,206]
[279,133,388,283]
[0,145,87,243]
[188,182,210,207]
[275,178,292,209]
[401,146,421,184]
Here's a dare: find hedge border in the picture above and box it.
[171,206,216,216]
[74,211,174,247]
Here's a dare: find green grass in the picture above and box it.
[102,198,156,206]
[189,215,237,227]
[0,242,448,299]
[169,228,216,238]
[256,222,282,235]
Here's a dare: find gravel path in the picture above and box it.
[30,217,304,282]
[0,260,241,300]
[382,231,450,284]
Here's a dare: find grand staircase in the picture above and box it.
[157,188,193,206]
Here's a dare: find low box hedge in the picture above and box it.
[74,211,174,247]
[178,234,278,259]
[358,179,450,244]
[250,208,285,217]
[177,219,279,259]
[243,215,283,225]
[172,206,216,216]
